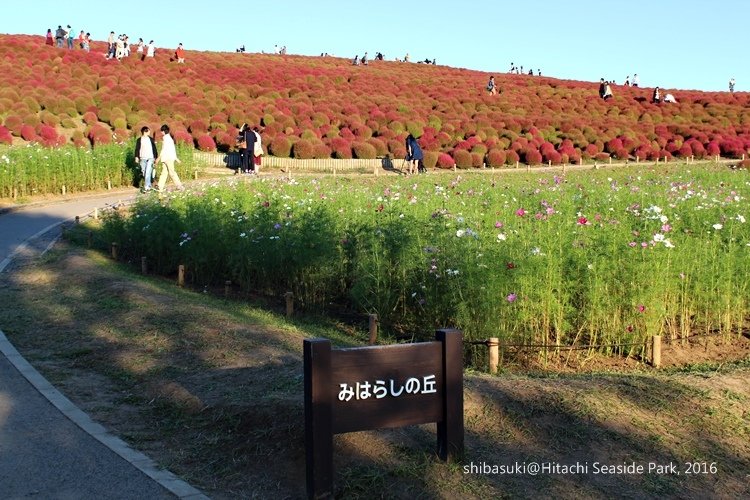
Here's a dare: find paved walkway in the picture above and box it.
[0,192,208,499]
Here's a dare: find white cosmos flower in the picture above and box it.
[713,223,723,230]
[497,233,507,241]
[737,215,746,223]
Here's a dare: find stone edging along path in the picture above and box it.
[0,204,209,500]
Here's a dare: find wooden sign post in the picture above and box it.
[304,328,463,499]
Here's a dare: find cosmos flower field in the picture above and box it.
[102,165,750,360]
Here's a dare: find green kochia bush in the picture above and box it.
[103,168,750,357]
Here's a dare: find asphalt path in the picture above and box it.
[0,192,206,499]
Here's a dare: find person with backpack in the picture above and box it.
[486,76,497,95]
[405,134,423,175]
[55,26,65,48]
[175,43,185,63]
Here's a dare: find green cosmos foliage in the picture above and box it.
[0,143,195,197]
[104,166,750,358]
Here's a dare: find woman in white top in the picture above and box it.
[157,124,184,191]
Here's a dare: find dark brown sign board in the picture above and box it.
[304,328,463,499]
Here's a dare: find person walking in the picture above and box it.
[146,40,155,59]
[405,133,423,175]
[632,73,639,87]
[134,126,158,192]
[252,127,263,172]
[729,78,736,93]
[652,86,661,104]
[156,125,184,191]
[107,31,116,58]
[45,29,54,46]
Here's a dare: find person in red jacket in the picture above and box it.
[175,43,185,63]
[45,29,54,46]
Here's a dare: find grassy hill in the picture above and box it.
[2,34,750,167]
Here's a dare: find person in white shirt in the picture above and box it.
[663,93,677,103]
[157,125,184,191]
[632,73,639,87]
[729,78,736,92]
[146,40,155,58]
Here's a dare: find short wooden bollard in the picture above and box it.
[652,335,662,368]
[141,256,148,275]
[636,155,640,163]
[12,187,18,200]
[515,161,519,169]
[87,231,93,248]
[107,180,112,190]
[368,314,378,345]
[193,169,199,180]
[285,292,294,317]
[111,242,118,260]
[609,156,612,165]
[62,185,67,196]
[488,337,499,374]
[94,207,99,220]
[177,265,185,287]
[224,280,231,297]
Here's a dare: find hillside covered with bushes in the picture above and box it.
[1,34,750,167]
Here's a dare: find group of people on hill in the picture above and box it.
[508,63,541,76]
[44,26,186,64]
[46,26,91,51]
[598,77,676,103]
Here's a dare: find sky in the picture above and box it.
[1,0,745,92]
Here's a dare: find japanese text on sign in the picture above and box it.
[338,375,437,402]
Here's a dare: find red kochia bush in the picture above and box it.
[452,149,473,169]
[437,153,455,169]
[486,149,506,167]
[0,125,12,144]
[524,148,542,165]
[292,139,314,159]
[39,125,58,141]
[20,124,37,141]
[505,150,520,165]
[352,141,377,159]
[270,136,292,157]
[196,134,217,152]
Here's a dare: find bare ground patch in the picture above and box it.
[0,244,748,499]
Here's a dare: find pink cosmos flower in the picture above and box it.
[577,216,588,225]
[628,242,637,247]
[661,224,672,232]
[506,293,517,303]
[495,221,503,228]
[515,208,526,217]
[637,304,646,313]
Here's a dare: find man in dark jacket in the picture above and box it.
[134,126,159,191]
[239,123,257,174]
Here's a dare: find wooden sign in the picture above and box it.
[304,328,463,499]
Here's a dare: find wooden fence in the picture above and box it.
[193,151,403,174]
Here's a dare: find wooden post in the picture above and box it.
[368,314,378,345]
[87,230,93,248]
[12,187,18,200]
[304,339,333,499]
[141,256,148,275]
[609,156,612,165]
[62,185,67,196]
[224,280,231,297]
[453,164,457,172]
[548,160,551,167]
[526,163,530,172]
[488,337,499,374]
[111,242,118,260]
[285,291,294,317]
[436,328,464,462]
[94,207,99,220]
[652,335,662,368]
[107,179,112,190]
[578,157,582,166]
[515,161,519,169]
[636,155,640,163]
[177,265,185,286]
